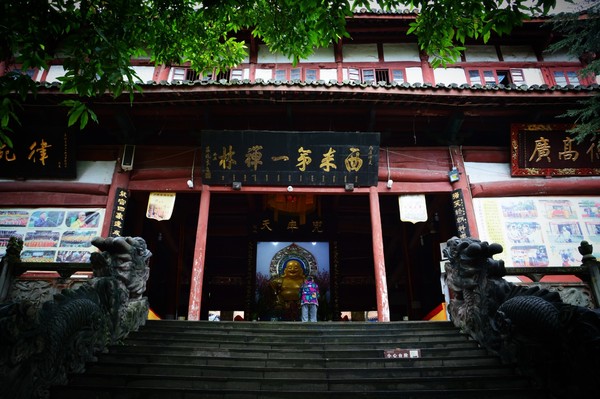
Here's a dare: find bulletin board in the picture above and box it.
[0,207,105,263]
[473,197,600,267]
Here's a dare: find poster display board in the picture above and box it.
[0,208,105,263]
[473,197,600,267]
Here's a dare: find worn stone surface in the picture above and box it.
[444,236,600,398]
[0,236,151,399]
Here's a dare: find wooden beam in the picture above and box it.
[0,182,109,195]
[471,179,600,198]
[0,192,107,207]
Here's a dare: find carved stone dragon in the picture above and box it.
[444,236,600,398]
[0,236,151,399]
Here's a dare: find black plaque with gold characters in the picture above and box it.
[201,130,380,187]
[511,124,600,177]
[452,189,470,238]
[109,188,129,237]
[0,129,76,179]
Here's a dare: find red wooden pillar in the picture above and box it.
[155,65,171,82]
[450,145,479,238]
[369,186,390,322]
[420,51,436,84]
[187,185,211,320]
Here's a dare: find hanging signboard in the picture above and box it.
[511,124,600,177]
[398,195,428,224]
[0,129,76,179]
[146,192,176,221]
[201,130,380,187]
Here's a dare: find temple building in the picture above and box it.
[1,5,599,323]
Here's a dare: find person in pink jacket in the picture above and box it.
[299,275,320,322]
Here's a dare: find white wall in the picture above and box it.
[257,45,293,63]
[0,161,116,184]
[464,162,512,183]
[42,65,66,82]
[382,43,420,62]
[342,44,378,62]
[406,67,424,84]
[501,45,537,62]
[522,68,545,85]
[303,47,335,63]
[433,68,468,85]
[542,50,578,62]
[255,68,273,80]
[75,161,116,184]
[43,65,155,83]
[258,45,334,64]
[464,45,499,62]
[319,69,338,81]
[131,66,156,83]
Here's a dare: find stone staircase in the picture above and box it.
[50,320,547,398]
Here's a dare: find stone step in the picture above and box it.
[49,320,544,399]
[106,342,482,358]
[62,373,535,391]
[142,320,457,333]
[95,351,502,368]
[128,330,467,343]
[85,360,517,378]
[51,386,547,399]
[129,336,477,350]
[110,335,478,351]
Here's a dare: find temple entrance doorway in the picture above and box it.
[202,192,453,322]
[326,193,452,321]
[124,190,453,321]
[379,194,454,321]
[123,192,199,320]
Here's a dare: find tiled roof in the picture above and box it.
[120,78,600,92]
[35,78,600,99]
[352,0,592,16]
[353,7,418,16]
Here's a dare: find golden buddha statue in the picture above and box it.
[270,259,306,306]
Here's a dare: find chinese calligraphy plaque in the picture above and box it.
[201,130,380,187]
[511,124,600,177]
[109,188,129,237]
[452,189,471,238]
[0,130,76,178]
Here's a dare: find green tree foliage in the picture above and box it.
[547,1,600,142]
[0,0,561,146]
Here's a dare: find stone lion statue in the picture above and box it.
[0,236,151,399]
[443,236,600,398]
